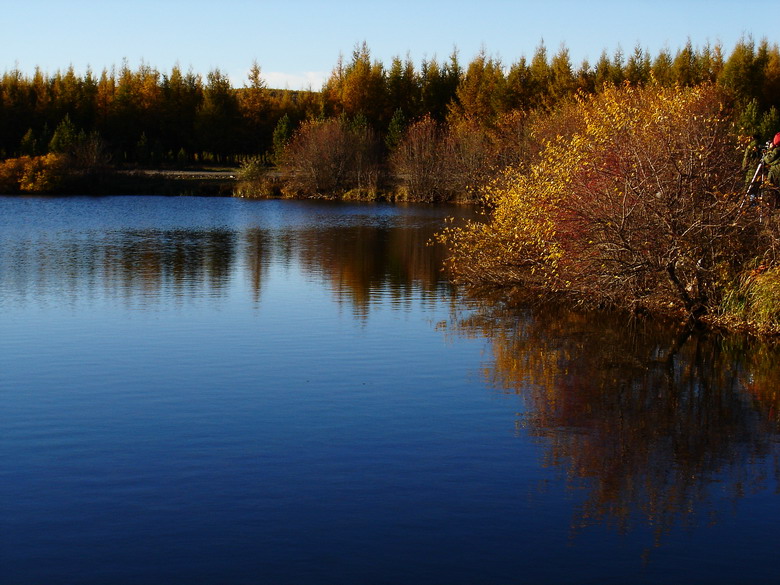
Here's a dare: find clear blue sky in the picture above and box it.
[2,0,777,89]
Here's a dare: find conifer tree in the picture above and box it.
[549,45,575,103]
[385,108,407,151]
[420,57,449,121]
[625,45,651,85]
[453,50,507,125]
[322,42,387,127]
[0,69,33,155]
[444,48,464,98]
[593,50,613,89]
[651,49,674,86]
[719,36,762,106]
[272,113,292,165]
[197,68,240,161]
[240,60,271,153]
[506,57,533,110]
[51,66,82,124]
[759,42,780,112]
[610,47,625,84]
[48,114,78,154]
[19,128,37,156]
[95,68,116,131]
[31,67,51,119]
[160,65,203,159]
[529,42,551,107]
[671,40,697,86]
[386,55,419,121]
[574,59,595,94]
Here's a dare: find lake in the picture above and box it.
[1,195,778,585]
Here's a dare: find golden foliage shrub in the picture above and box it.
[443,83,759,317]
[391,115,501,202]
[0,157,30,193]
[0,154,68,193]
[19,154,67,192]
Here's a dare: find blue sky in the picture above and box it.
[2,0,777,89]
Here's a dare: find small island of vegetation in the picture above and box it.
[2,37,780,333]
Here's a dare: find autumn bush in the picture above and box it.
[444,117,497,201]
[390,115,451,202]
[0,154,68,193]
[279,116,381,197]
[391,115,500,202]
[441,83,770,321]
[0,157,29,193]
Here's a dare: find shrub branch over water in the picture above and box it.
[439,83,777,328]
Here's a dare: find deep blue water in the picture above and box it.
[1,196,779,585]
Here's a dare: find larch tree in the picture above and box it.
[625,45,651,86]
[651,48,674,86]
[197,68,241,161]
[385,55,419,122]
[506,57,533,110]
[528,42,551,108]
[548,45,575,104]
[239,61,272,153]
[452,51,508,126]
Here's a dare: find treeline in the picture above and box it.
[1,37,780,196]
[0,61,320,164]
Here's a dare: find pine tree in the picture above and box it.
[19,128,38,156]
[529,41,551,107]
[549,45,575,104]
[48,114,78,154]
[453,50,507,125]
[385,108,407,151]
[625,45,651,85]
[272,114,292,165]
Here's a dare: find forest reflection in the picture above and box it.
[0,229,237,303]
[294,220,452,317]
[0,214,453,312]
[445,296,780,541]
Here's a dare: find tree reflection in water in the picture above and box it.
[0,228,238,304]
[445,294,780,543]
[0,205,463,316]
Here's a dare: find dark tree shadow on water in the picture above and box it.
[444,292,780,550]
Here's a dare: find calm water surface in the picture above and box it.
[1,196,779,585]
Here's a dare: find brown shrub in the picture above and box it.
[280,117,380,196]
